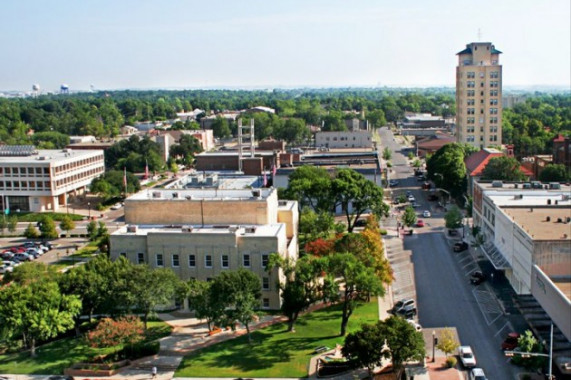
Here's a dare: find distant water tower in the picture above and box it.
[32,84,40,96]
[60,84,69,94]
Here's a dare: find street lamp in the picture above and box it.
[87,202,91,219]
[432,330,437,362]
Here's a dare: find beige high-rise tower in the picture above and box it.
[456,42,502,148]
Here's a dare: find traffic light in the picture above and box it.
[504,351,514,357]
[433,337,438,345]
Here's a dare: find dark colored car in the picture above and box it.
[453,241,469,252]
[470,271,486,285]
[395,304,417,319]
[47,376,75,380]
[354,219,368,227]
[501,332,520,350]
[448,229,459,236]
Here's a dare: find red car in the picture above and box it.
[501,332,520,350]
[416,220,425,227]
[9,247,25,253]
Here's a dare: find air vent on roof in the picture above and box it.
[185,195,192,200]
[172,192,179,199]
[182,227,193,233]
[557,218,563,223]
[514,195,523,200]
[546,216,551,222]
[547,199,551,205]
[492,181,503,188]
[252,189,262,198]
[127,225,137,233]
[245,227,257,234]
[152,191,161,198]
[566,217,571,223]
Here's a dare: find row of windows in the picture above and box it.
[0,180,51,191]
[54,167,104,188]
[0,166,49,177]
[465,135,498,143]
[324,136,368,141]
[54,155,104,175]
[466,108,475,115]
[125,252,271,270]
[465,90,500,98]
[464,71,499,79]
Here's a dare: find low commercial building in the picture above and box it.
[110,187,298,310]
[472,180,571,342]
[315,131,373,149]
[0,146,104,212]
[415,132,455,158]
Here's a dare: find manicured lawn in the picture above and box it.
[175,300,379,378]
[0,320,171,375]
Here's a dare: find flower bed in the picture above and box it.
[64,359,130,377]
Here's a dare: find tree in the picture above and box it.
[211,116,231,138]
[90,170,141,199]
[0,278,81,357]
[187,279,224,331]
[402,206,417,227]
[512,330,546,370]
[128,265,182,329]
[481,156,526,181]
[342,322,386,377]
[367,109,386,129]
[59,216,76,235]
[379,316,425,370]
[275,118,310,144]
[286,166,333,212]
[326,252,385,336]
[87,315,144,354]
[97,221,108,238]
[170,134,204,165]
[267,254,330,332]
[426,143,467,199]
[7,215,17,234]
[211,270,261,343]
[0,217,6,235]
[24,223,40,239]
[539,164,569,182]
[436,328,459,358]
[412,159,422,168]
[382,147,392,161]
[86,220,98,241]
[39,215,58,239]
[331,169,388,232]
[299,208,335,243]
[444,206,463,229]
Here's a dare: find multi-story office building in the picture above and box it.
[456,42,502,148]
[110,187,299,310]
[0,146,104,212]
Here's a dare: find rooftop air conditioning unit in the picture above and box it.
[182,227,193,233]
[252,189,262,198]
[152,191,161,198]
[245,227,257,234]
[491,181,503,188]
[172,192,179,199]
[127,225,137,233]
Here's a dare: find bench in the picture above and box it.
[313,346,330,354]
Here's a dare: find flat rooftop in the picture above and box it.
[502,207,571,240]
[478,181,571,193]
[113,223,284,237]
[553,280,571,301]
[127,187,275,201]
[0,148,103,164]
[489,193,571,207]
[166,172,261,190]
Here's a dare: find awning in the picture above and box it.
[480,242,511,270]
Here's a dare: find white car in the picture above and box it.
[111,203,123,210]
[406,319,422,331]
[0,263,14,274]
[408,195,415,202]
[469,367,487,380]
[423,210,431,218]
[458,346,477,368]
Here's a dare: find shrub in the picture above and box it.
[445,356,457,368]
[120,341,160,360]
[379,229,388,235]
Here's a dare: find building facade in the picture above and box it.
[0,146,104,212]
[110,188,299,310]
[315,131,372,149]
[472,180,571,341]
[456,42,502,148]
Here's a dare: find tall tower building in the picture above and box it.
[456,42,502,148]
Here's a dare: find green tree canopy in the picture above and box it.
[481,156,526,181]
[187,279,225,331]
[402,206,417,227]
[39,215,58,239]
[90,170,141,199]
[285,166,333,211]
[444,206,463,229]
[426,143,467,199]
[539,164,569,182]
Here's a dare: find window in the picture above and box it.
[205,255,212,268]
[262,277,270,290]
[156,254,164,267]
[479,72,485,78]
[189,254,196,267]
[467,81,475,88]
[137,253,145,264]
[467,90,475,97]
[261,254,269,268]
[263,298,270,308]
[466,99,474,106]
[467,72,475,78]
[172,254,180,267]
[120,252,127,258]
[243,254,250,267]
[221,255,229,268]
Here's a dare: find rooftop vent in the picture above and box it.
[185,195,192,200]
[514,195,523,200]
[172,192,179,199]
[182,227,193,233]
[547,199,551,205]
[245,227,257,234]
[152,191,161,198]
[126,225,137,233]
[546,216,551,222]
[492,180,503,188]
[557,218,563,223]
[251,189,262,198]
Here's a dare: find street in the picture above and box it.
[378,127,519,379]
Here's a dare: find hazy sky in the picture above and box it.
[1,0,569,91]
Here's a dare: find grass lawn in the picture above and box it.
[175,300,379,378]
[0,320,171,375]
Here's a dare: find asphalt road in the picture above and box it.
[378,127,518,379]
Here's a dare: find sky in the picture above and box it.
[1,0,570,92]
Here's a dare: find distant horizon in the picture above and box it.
[1,0,568,92]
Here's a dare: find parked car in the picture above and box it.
[9,247,25,253]
[389,180,399,186]
[470,271,486,285]
[416,220,424,227]
[2,260,21,267]
[46,376,75,380]
[422,182,431,190]
[14,252,33,262]
[453,241,469,252]
[406,319,422,331]
[395,304,417,319]
[469,368,487,380]
[406,191,412,197]
[393,298,415,314]
[27,247,42,256]
[0,263,14,274]
[501,332,520,350]
[111,203,123,210]
[423,210,431,218]
[408,196,416,202]
[318,146,329,152]
[411,202,420,208]
[354,219,368,227]
[1,252,15,261]
[22,242,36,249]
[458,346,477,368]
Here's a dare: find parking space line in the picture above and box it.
[462,262,476,270]
[495,322,511,337]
